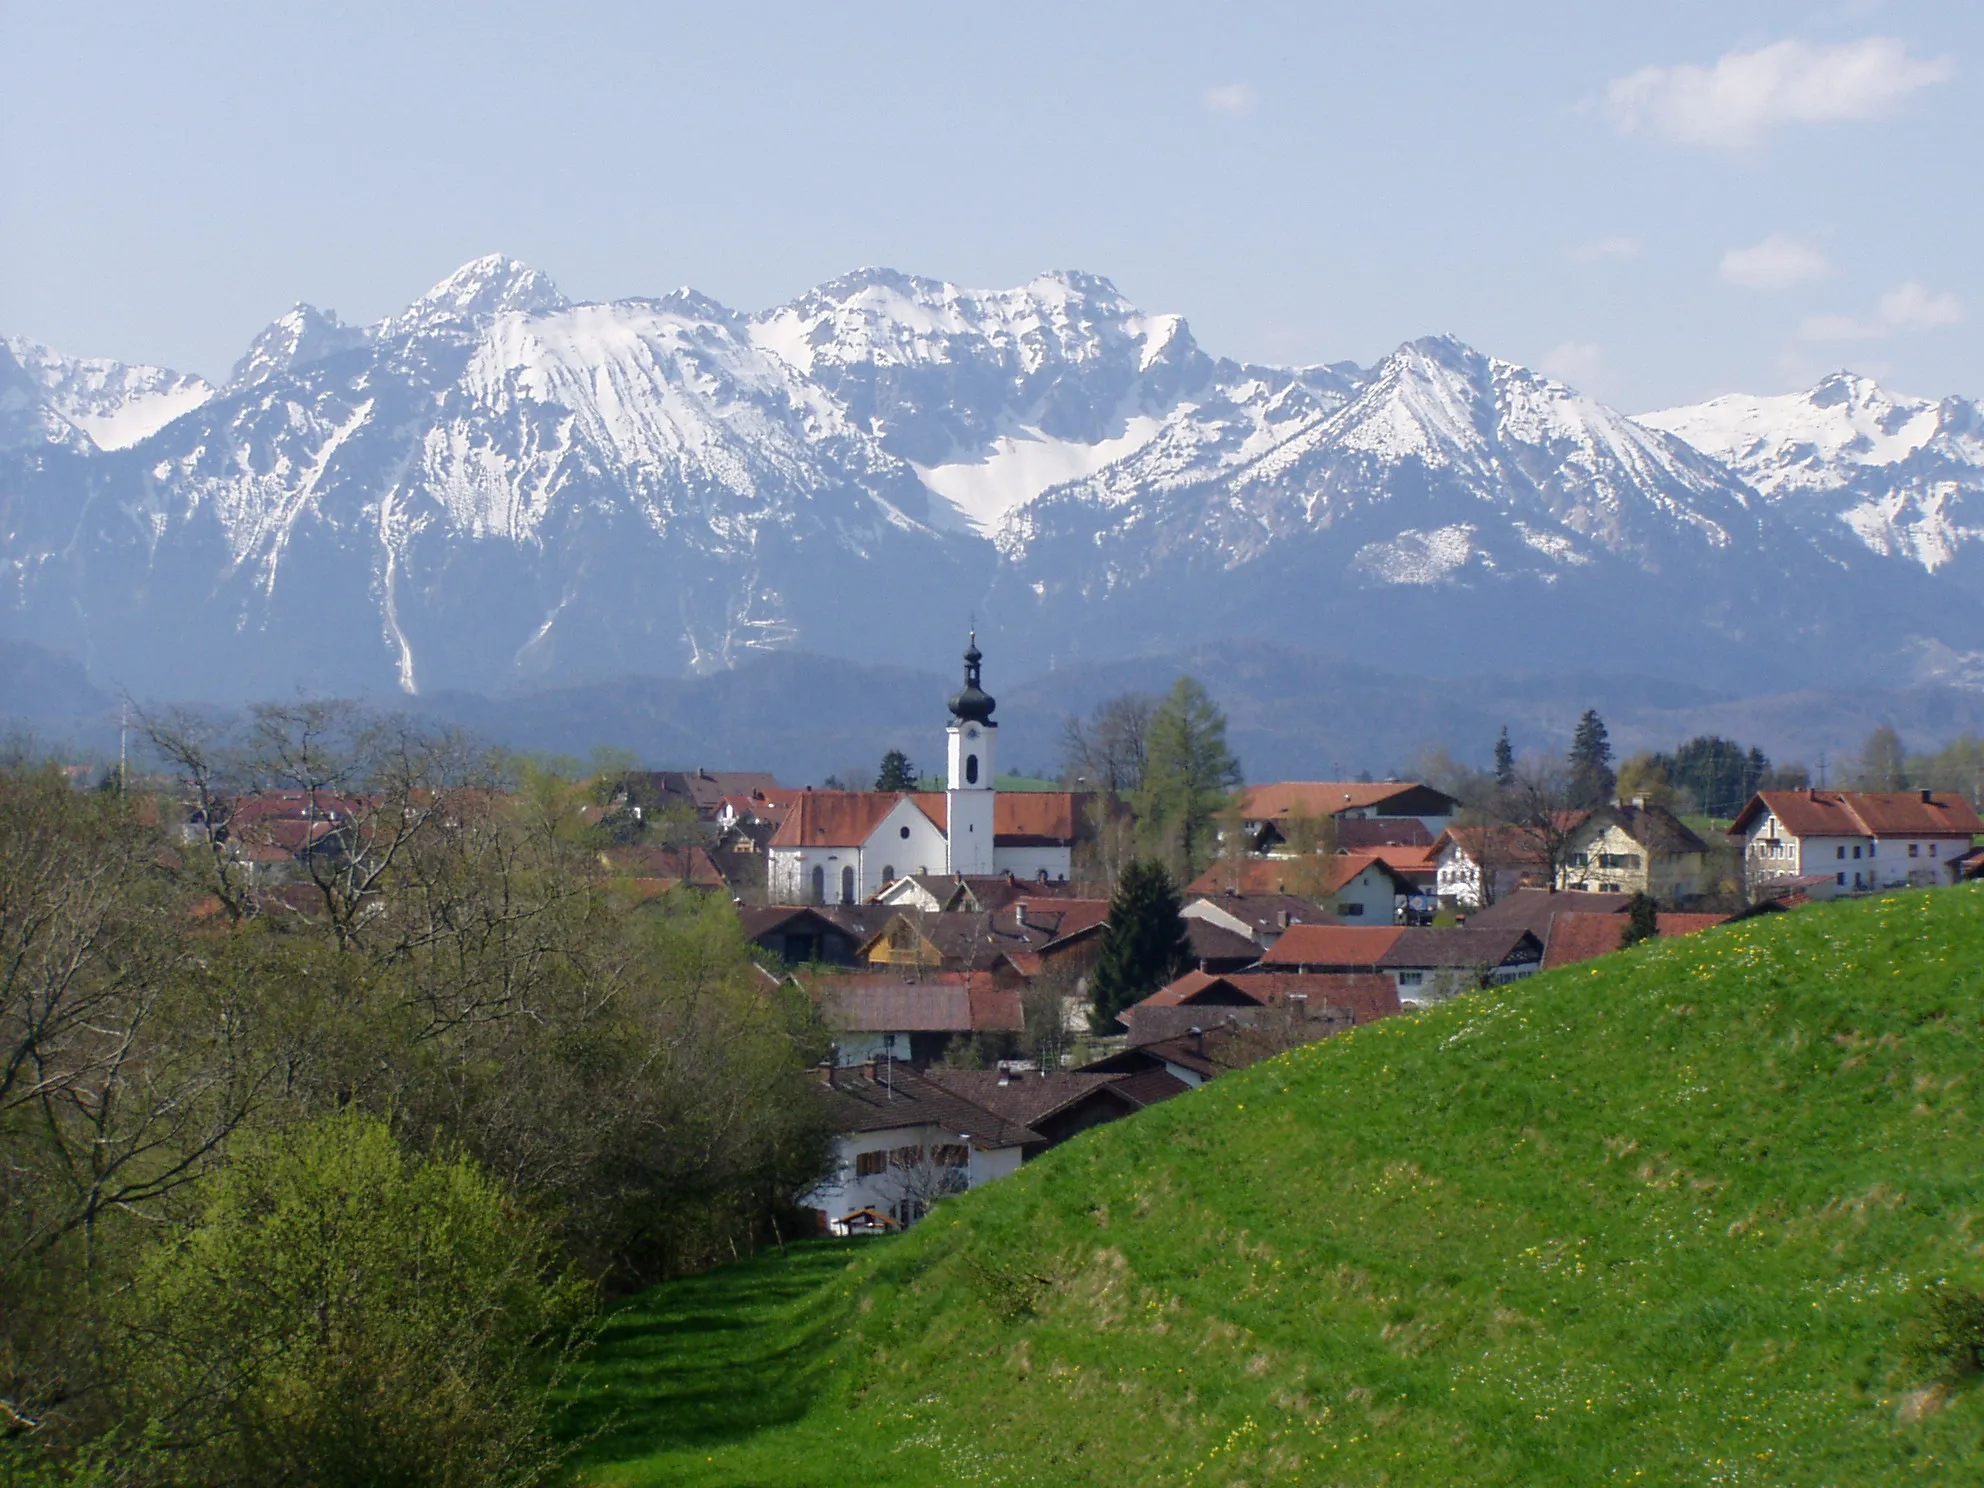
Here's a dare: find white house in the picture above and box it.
[766,637,1081,904]
[800,1062,1038,1232]
[1729,789,1984,900]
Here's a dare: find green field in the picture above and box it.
[563,889,1984,1485]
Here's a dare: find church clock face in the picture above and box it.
[965,727,979,740]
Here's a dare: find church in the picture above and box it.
[766,636,1080,905]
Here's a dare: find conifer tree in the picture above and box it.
[875,749,918,792]
[1567,709,1615,807]
[1621,891,1659,948]
[1493,727,1514,787]
[1088,860,1191,1030]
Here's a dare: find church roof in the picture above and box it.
[768,790,1083,850]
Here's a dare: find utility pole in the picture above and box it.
[118,703,129,794]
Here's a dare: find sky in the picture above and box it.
[2,1,1978,411]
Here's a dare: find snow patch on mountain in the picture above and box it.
[1639,372,1943,496]
[4,336,213,449]
[912,412,1167,533]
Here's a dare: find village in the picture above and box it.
[185,636,1984,1238]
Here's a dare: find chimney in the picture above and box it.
[1014,901,1028,928]
[816,1061,835,1088]
[861,1058,877,1083]
[1190,1024,1204,1057]
[1921,788,1936,804]
[1276,908,1290,930]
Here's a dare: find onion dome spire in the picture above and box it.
[946,630,996,725]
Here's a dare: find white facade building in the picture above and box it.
[766,637,1079,904]
[1730,789,1983,900]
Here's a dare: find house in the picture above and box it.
[1258,923,1542,1003]
[1558,802,1709,900]
[738,905,866,967]
[1538,911,1730,971]
[767,637,1082,904]
[595,842,729,895]
[919,1068,1150,1158]
[1236,781,1459,852]
[1186,853,1415,921]
[617,769,786,822]
[1118,969,1399,1042]
[1461,887,1631,939]
[1431,825,1552,909]
[855,907,1058,977]
[797,970,1024,1065]
[1078,1016,1340,1090]
[1182,919,1265,974]
[876,872,1087,914]
[1181,892,1337,950]
[1729,789,1984,899]
[801,1062,1041,1231]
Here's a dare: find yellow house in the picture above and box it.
[1559,802,1709,902]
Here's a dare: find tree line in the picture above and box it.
[1,704,836,1486]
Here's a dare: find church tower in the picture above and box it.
[944,632,997,875]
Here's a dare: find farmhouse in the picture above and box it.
[1730,789,1984,899]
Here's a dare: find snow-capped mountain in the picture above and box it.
[1,256,1980,703]
[1643,373,1984,582]
[2,335,213,451]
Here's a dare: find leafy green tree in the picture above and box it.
[1621,891,1659,948]
[1666,736,1767,818]
[125,1112,591,1488]
[875,749,918,792]
[1567,710,1615,808]
[1089,862,1190,1030]
[1493,727,1515,787]
[1137,677,1242,876]
[1614,751,1675,810]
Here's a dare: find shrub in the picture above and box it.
[1900,1282,1984,1383]
[122,1112,592,1488]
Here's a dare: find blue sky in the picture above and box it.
[2,0,1976,410]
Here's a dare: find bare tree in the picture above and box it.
[1493,759,1585,894]
[1061,692,1157,796]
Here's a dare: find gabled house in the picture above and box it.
[801,1062,1040,1232]
[738,905,865,967]
[1258,924,1542,1003]
[1186,853,1415,921]
[797,970,1024,1065]
[1431,825,1552,909]
[1117,970,1400,1042]
[1236,781,1460,852]
[1559,802,1709,900]
[1729,789,1984,899]
[1181,892,1338,950]
[919,1068,1149,1158]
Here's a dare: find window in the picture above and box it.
[1931,843,1940,857]
[931,1144,969,1168]
[1837,846,1846,860]
[965,753,979,785]
[1853,845,1862,859]
[841,866,855,904]
[811,866,825,904]
[1569,852,1589,868]
[1397,971,1425,987]
[1837,872,1846,886]
[1342,902,1365,916]
[883,865,895,883]
[1910,843,1921,858]
[855,1150,887,1177]
[890,1145,925,1168]
[1868,843,1877,858]
[900,825,911,839]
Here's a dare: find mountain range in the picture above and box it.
[3,256,1981,709]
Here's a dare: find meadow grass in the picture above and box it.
[565,888,1984,1485]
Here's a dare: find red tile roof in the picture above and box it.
[1258,925,1405,967]
[1731,789,1983,840]
[768,790,1083,849]
[801,971,1023,1034]
[1539,911,1731,971]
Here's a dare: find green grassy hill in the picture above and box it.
[565,889,1984,1485]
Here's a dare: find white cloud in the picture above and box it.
[1801,281,1964,341]
[1608,37,1954,148]
[1541,342,1603,386]
[1203,82,1256,116]
[1568,236,1642,264]
[1720,234,1831,290]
